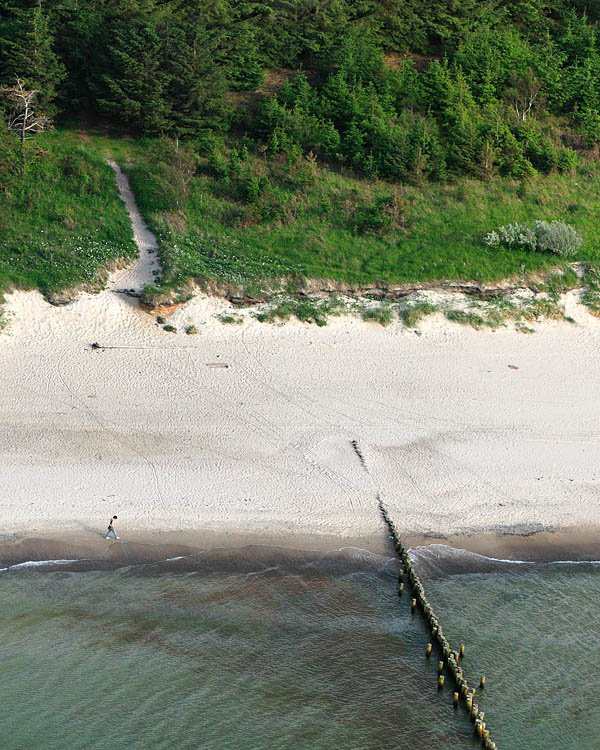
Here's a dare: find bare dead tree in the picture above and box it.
[1,78,50,147]
[507,70,543,122]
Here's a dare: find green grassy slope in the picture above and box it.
[2,128,600,300]
[125,139,600,300]
[0,130,136,294]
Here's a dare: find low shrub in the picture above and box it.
[483,221,582,258]
[445,309,486,329]
[361,304,395,326]
[535,221,582,257]
[353,193,406,236]
[216,314,242,324]
[397,301,438,327]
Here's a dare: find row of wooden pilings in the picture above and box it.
[380,502,498,749]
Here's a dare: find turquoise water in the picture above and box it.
[1,546,598,749]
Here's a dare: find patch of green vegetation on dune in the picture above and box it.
[4,128,600,315]
[253,295,347,326]
[581,263,600,316]
[0,129,136,294]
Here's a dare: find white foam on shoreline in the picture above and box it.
[409,544,534,566]
[3,559,79,571]
[2,543,599,575]
[547,559,600,565]
[409,543,600,568]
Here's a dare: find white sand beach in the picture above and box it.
[1,282,600,552]
[2,164,600,557]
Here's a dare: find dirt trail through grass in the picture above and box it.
[107,160,160,293]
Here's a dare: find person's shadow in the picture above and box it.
[72,521,117,539]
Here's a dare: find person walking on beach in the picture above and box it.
[105,515,119,540]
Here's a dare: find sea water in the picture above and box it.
[0,546,598,749]
[418,549,600,749]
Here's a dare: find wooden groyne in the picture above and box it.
[349,439,497,747]
[379,499,498,749]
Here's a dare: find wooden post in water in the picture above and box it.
[376,495,498,748]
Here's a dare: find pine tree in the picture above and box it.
[163,21,230,139]
[95,19,169,134]
[0,5,65,116]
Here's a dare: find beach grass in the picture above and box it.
[253,295,347,326]
[361,303,395,326]
[581,263,600,316]
[397,301,440,327]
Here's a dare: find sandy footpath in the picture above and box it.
[106,160,160,292]
[1,284,600,554]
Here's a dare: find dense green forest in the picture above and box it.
[6,0,600,178]
[2,1,600,302]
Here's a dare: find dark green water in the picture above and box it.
[1,546,598,749]
[0,548,474,750]
[420,552,600,750]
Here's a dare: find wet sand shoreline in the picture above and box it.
[2,524,599,569]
